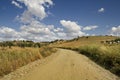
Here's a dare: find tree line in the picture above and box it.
[0,40,43,48]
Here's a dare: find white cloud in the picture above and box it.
[0,21,58,42]
[0,27,20,41]
[110,26,120,36]
[83,25,98,31]
[54,28,63,32]
[19,21,58,41]
[60,20,85,39]
[1,0,98,42]
[20,21,54,35]
[9,0,59,42]
[0,20,99,41]
[57,32,66,37]
[0,19,86,41]
[12,0,22,8]
[60,20,81,32]
[16,11,34,24]
[16,0,53,22]
[11,0,60,41]
[98,8,105,13]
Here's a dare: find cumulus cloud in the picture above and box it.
[0,19,87,41]
[19,21,59,41]
[54,28,63,32]
[60,20,81,32]
[9,0,59,41]
[12,0,22,8]
[60,20,85,38]
[98,8,105,13]
[83,25,98,31]
[0,27,20,41]
[20,21,54,35]
[0,22,58,42]
[16,11,34,24]
[1,0,97,42]
[11,0,86,41]
[15,0,53,23]
[13,0,54,41]
[110,26,120,36]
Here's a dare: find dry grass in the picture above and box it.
[39,46,57,57]
[61,45,120,77]
[52,36,117,48]
[77,45,120,76]
[55,36,120,77]
[0,46,56,77]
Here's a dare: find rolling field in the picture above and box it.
[51,36,117,48]
[50,36,120,77]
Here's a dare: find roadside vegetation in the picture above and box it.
[71,45,120,77]
[0,40,56,77]
[56,36,120,77]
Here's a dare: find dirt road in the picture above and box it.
[1,49,119,80]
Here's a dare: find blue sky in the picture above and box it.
[0,0,120,41]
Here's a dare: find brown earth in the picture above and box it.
[1,49,119,80]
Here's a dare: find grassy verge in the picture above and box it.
[0,46,56,77]
[39,46,57,57]
[60,45,120,77]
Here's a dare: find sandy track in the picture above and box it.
[1,49,120,80]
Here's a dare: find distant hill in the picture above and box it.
[50,36,117,48]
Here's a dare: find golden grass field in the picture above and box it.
[51,36,116,48]
[0,46,56,77]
